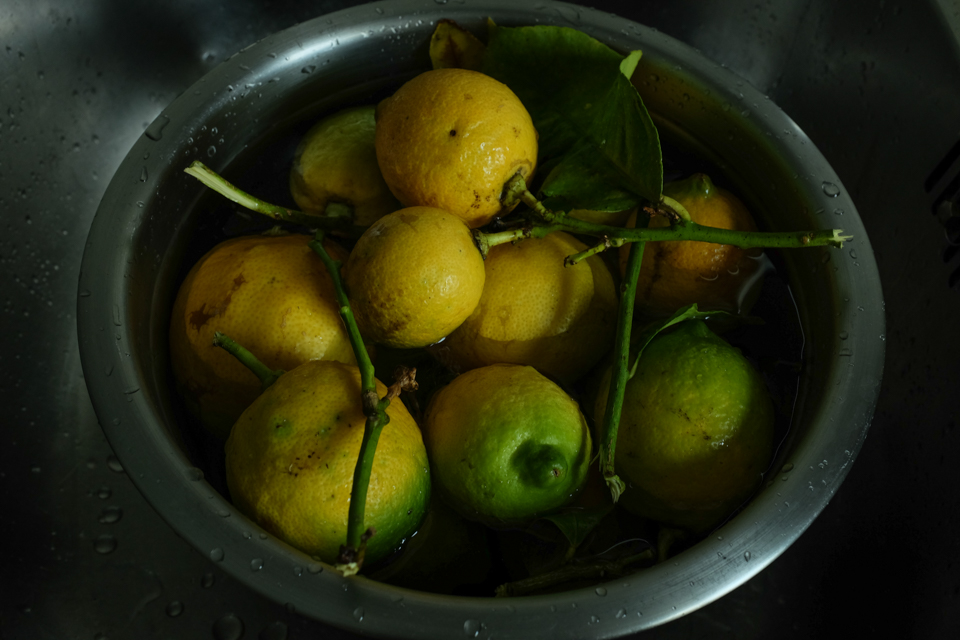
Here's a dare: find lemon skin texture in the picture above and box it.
[433,231,618,385]
[290,105,401,227]
[424,364,592,526]
[375,68,538,229]
[595,320,774,532]
[621,173,764,317]
[225,360,430,565]
[169,234,356,440]
[343,206,485,349]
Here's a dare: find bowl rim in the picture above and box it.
[76,1,885,638]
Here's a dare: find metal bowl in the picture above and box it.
[76,1,885,637]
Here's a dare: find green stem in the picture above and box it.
[564,236,626,267]
[501,174,852,250]
[600,240,645,503]
[308,231,389,576]
[473,224,564,258]
[212,331,284,390]
[184,161,368,238]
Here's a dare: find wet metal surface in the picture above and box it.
[2,0,959,638]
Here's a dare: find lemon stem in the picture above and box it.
[564,235,626,266]
[600,239,645,503]
[500,174,852,250]
[211,332,284,391]
[184,161,368,238]
[473,224,564,258]
[308,230,389,576]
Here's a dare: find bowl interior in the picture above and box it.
[77,2,884,638]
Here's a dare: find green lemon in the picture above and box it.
[423,364,592,526]
[595,320,774,532]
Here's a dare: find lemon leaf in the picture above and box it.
[627,304,737,378]
[539,504,614,548]
[482,25,662,209]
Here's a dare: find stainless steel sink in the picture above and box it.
[3,0,959,638]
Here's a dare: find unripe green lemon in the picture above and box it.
[595,320,774,532]
[424,363,592,526]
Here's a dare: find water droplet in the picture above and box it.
[258,620,288,640]
[97,486,112,499]
[590,615,600,624]
[781,463,794,473]
[463,620,481,637]
[201,572,215,588]
[106,455,124,473]
[98,506,123,524]
[104,364,113,376]
[434,0,449,4]
[833,208,844,216]
[145,115,170,141]
[839,331,849,340]
[307,562,323,574]
[139,167,148,182]
[210,547,225,562]
[821,181,840,197]
[166,600,183,617]
[187,467,204,481]
[292,566,303,577]
[30,464,41,473]
[595,587,607,597]
[352,607,365,622]
[94,534,117,554]
[80,289,92,297]
[839,348,853,356]
[301,65,316,74]
[207,145,217,157]
[216,508,231,517]
[213,614,244,640]
[744,550,752,561]
[250,558,263,571]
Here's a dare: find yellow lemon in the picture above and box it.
[225,360,430,565]
[594,320,774,532]
[343,206,485,349]
[290,105,401,227]
[432,231,618,385]
[169,234,356,439]
[621,173,764,317]
[375,68,538,228]
[424,364,592,526]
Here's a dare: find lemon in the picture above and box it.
[432,231,618,385]
[594,320,774,532]
[225,360,430,565]
[424,363,592,526]
[343,206,485,349]
[290,105,401,226]
[621,173,764,317]
[375,68,538,228]
[169,234,356,439]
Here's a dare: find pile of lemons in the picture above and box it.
[168,67,774,577]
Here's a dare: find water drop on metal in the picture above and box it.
[463,620,481,637]
[821,181,840,197]
[166,600,184,617]
[210,547,225,562]
[595,587,607,597]
[839,331,849,340]
[207,145,217,157]
[97,486,111,499]
[106,455,124,473]
[292,566,303,577]
[213,614,244,640]
[98,506,123,524]
[615,608,628,619]
[94,534,117,554]
[352,607,365,622]
[301,65,316,74]
[139,167,148,182]
[250,558,263,571]
[307,562,323,574]
[144,115,170,141]
[187,467,204,481]
[201,572,215,588]
[744,550,752,561]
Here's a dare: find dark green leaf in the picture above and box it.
[539,505,614,548]
[482,25,662,206]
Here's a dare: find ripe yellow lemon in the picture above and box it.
[375,68,538,228]
[169,234,356,440]
[225,360,430,565]
[290,105,401,227]
[432,231,618,385]
[424,364,592,526]
[343,206,485,349]
[594,320,774,532]
[621,173,764,317]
